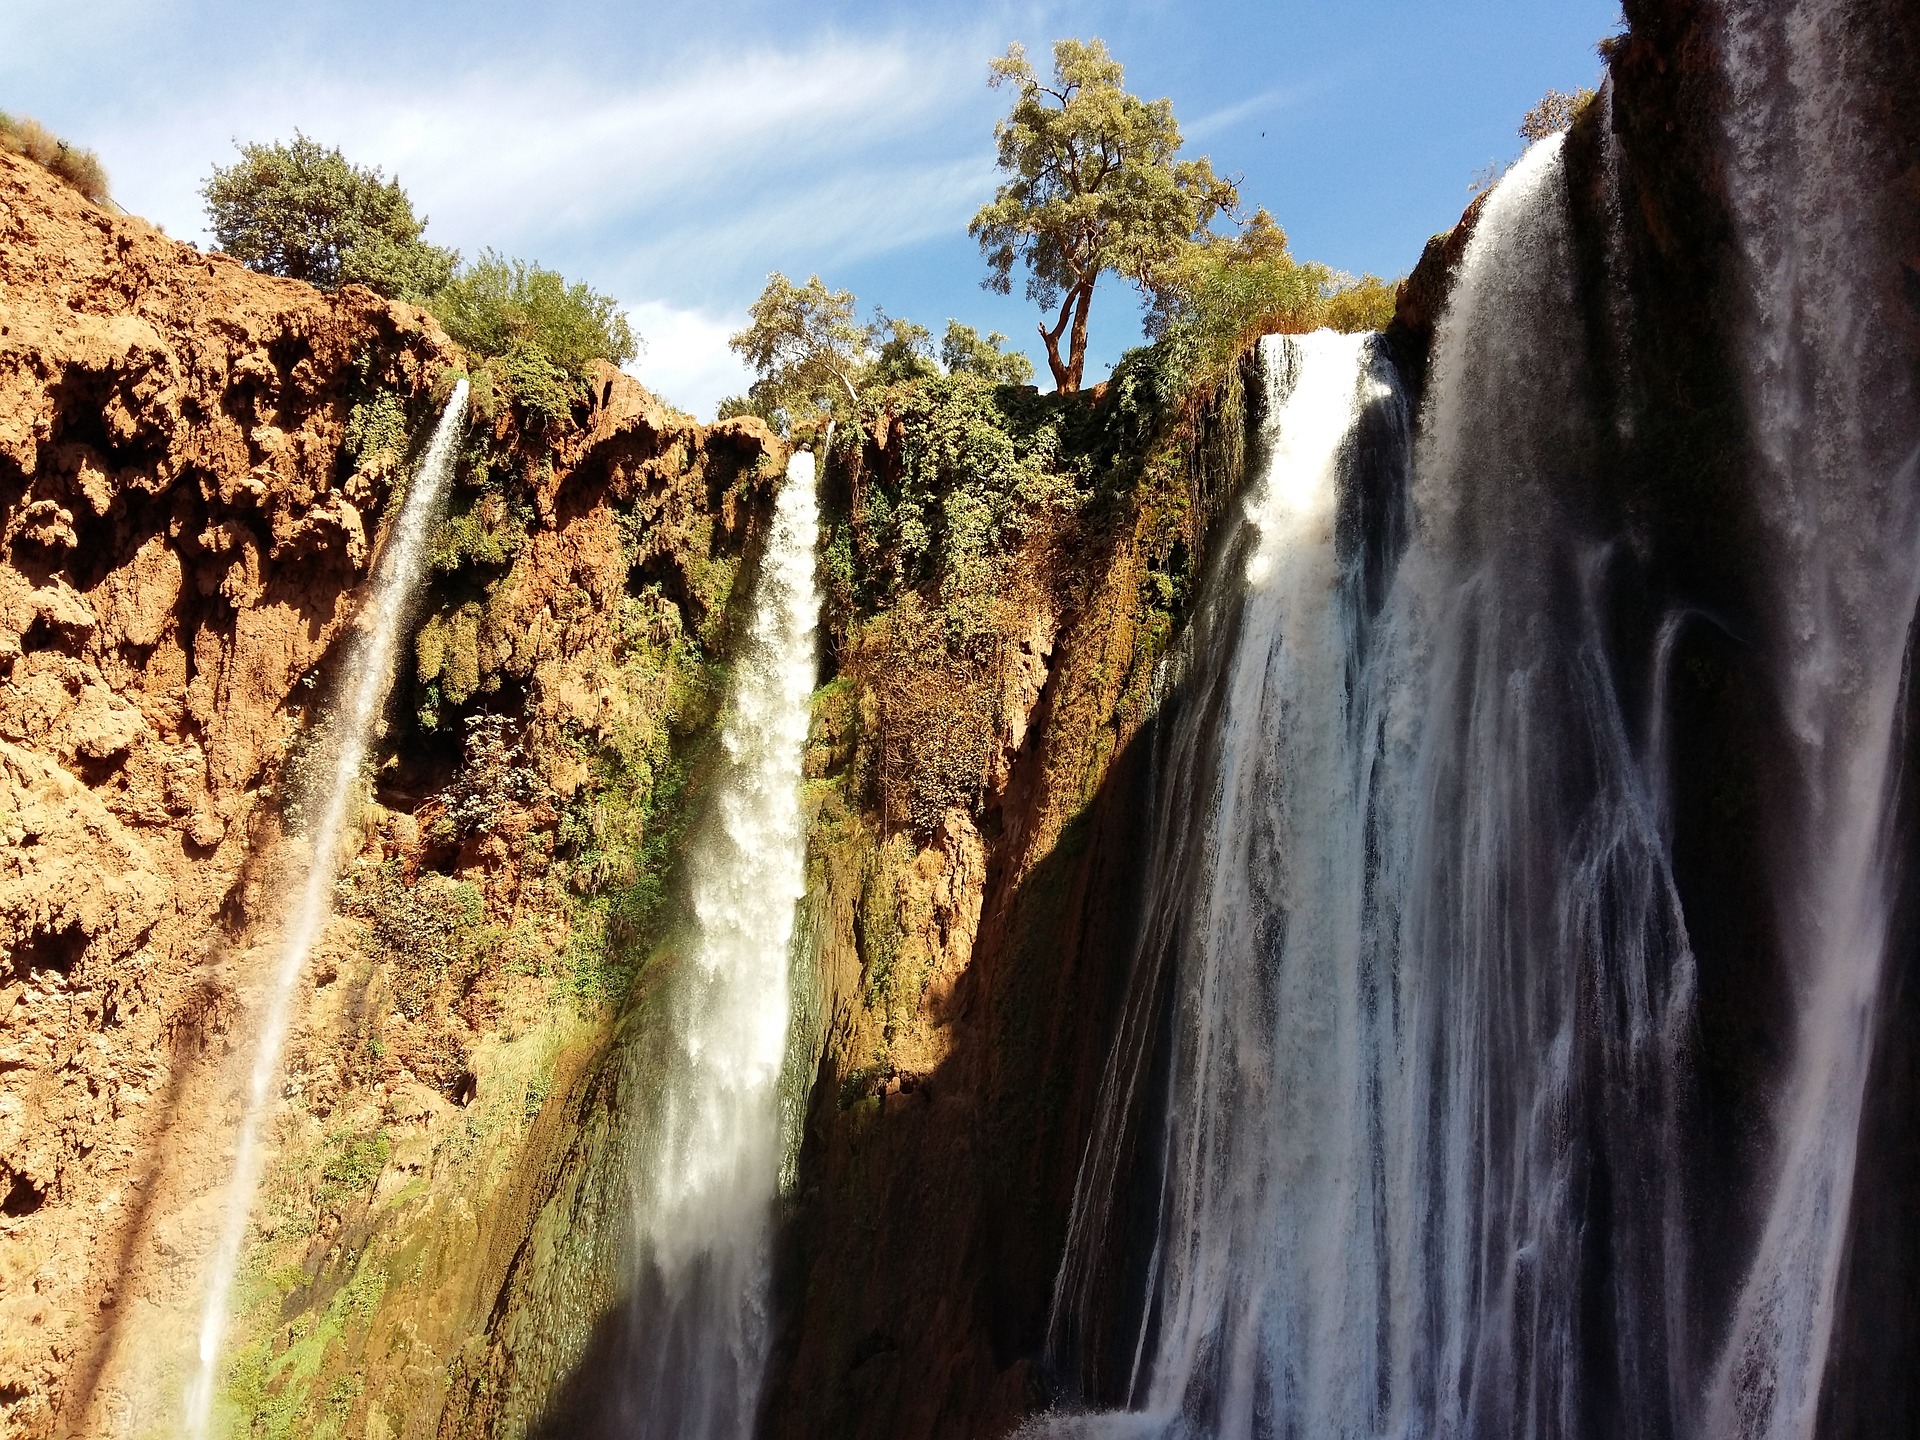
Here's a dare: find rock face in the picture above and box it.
[0,149,783,1438]
[0,147,456,1435]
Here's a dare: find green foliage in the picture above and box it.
[1145,209,1325,388]
[1144,210,1401,391]
[427,490,531,577]
[434,714,539,840]
[729,272,870,427]
[316,1131,391,1209]
[495,343,580,426]
[831,372,1087,619]
[716,392,782,425]
[1319,272,1398,333]
[551,593,729,1009]
[342,389,411,480]
[970,38,1238,392]
[202,134,456,301]
[431,249,638,378]
[940,320,1035,385]
[338,863,495,1021]
[0,112,110,204]
[867,310,939,386]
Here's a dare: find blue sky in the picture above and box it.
[3,0,1621,415]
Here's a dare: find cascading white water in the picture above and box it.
[1131,328,1400,1435]
[1705,2,1920,1434]
[1040,137,1701,1440]
[609,446,820,1438]
[183,381,468,1438]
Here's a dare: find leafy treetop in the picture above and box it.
[430,249,638,378]
[970,39,1239,394]
[725,275,1044,430]
[868,311,940,387]
[202,134,456,302]
[728,273,871,423]
[1144,208,1396,390]
[940,321,1035,385]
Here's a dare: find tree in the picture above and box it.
[940,321,1035,385]
[202,134,456,302]
[970,39,1239,394]
[728,273,870,422]
[429,250,638,377]
[868,310,940,386]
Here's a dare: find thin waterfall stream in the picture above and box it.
[184,381,469,1439]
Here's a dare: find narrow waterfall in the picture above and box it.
[605,446,820,1437]
[184,380,469,1438]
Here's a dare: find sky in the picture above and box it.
[2,0,1623,416]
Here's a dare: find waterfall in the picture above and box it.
[1039,136,1701,1440]
[603,445,820,1437]
[183,380,469,1439]
[1705,0,1920,1433]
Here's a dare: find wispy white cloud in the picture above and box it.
[608,157,995,295]
[54,31,1004,417]
[1184,86,1299,143]
[88,38,991,265]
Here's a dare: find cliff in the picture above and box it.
[20,0,1920,1430]
[0,148,784,1437]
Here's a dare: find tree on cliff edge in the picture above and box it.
[203,135,456,302]
[970,39,1238,394]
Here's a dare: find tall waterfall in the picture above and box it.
[606,446,820,1437]
[1706,0,1920,1433]
[1040,138,1701,1440]
[184,380,469,1439]
[1036,2,1920,1431]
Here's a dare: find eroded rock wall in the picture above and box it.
[0,148,784,1439]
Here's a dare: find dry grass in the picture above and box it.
[0,111,111,204]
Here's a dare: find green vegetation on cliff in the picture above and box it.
[205,134,639,428]
[429,250,639,379]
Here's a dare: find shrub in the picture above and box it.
[1520,87,1598,143]
[430,250,638,378]
[1319,272,1399,333]
[433,714,539,840]
[1146,210,1401,391]
[337,863,494,1020]
[202,134,455,301]
[1145,209,1327,390]
[494,343,579,426]
[0,112,110,204]
[342,389,410,480]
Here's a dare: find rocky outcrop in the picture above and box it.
[0,148,783,1438]
[0,147,459,1436]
